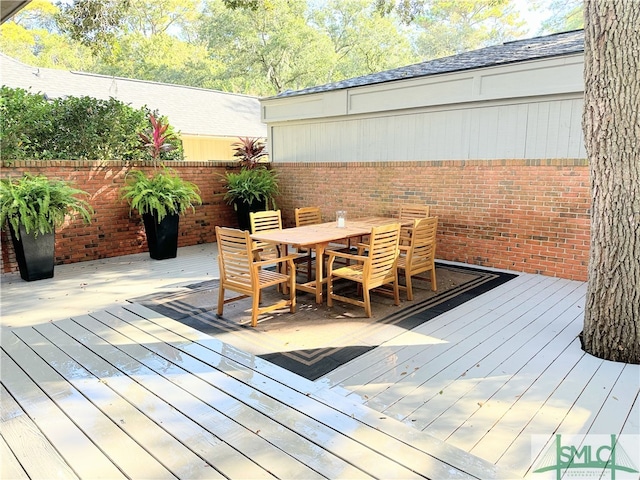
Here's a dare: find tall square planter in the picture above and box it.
[142,213,180,260]
[9,225,55,281]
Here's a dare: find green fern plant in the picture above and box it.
[0,174,94,239]
[121,169,202,221]
[221,167,279,210]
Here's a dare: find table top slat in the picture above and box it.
[250,217,407,247]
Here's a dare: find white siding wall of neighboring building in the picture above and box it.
[262,54,586,162]
[269,95,585,162]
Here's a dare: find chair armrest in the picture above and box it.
[254,253,299,268]
[326,250,367,266]
[398,245,410,253]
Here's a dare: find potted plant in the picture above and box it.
[121,114,202,260]
[221,137,279,231]
[0,173,94,281]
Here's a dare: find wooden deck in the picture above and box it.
[1,245,638,479]
[322,272,640,477]
[1,303,512,479]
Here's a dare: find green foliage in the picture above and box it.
[0,173,94,239]
[200,0,336,95]
[120,169,202,222]
[413,0,527,59]
[0,0,96,70]
[537,0,583,34]
[56,0,131,54]
[221,167,279,209]
[46,95,148,160]
[310,0,416,79]
[0,86,52,160]
[1,0,538,97]
[0,87,184,161]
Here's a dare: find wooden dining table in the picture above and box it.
[250,216,410,304]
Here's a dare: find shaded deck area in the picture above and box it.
[1,245,638,479]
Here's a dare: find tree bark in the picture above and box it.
[582,0,640,364]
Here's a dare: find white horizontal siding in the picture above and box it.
[271,96,585,162]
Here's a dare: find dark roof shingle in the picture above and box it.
[276,30,584,98]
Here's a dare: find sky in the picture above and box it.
[514,0,549,36]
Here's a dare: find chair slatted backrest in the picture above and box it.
[399,204,430,220]
[250,210,282,233]
[216,226,253,285]
[295,207,322,227]
[249,210,282,258]
[365,223,401,288]
[410,217,438,268]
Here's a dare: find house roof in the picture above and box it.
[276,29,584,98]
[0,54,266,138]
[1,0,30,23]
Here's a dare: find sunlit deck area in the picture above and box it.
[1,245,638,479]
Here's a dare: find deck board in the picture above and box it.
[406,279,587,436]
[323,273,545,390]
[0,384,71,480]
[25,321,231,480]
[122,302,514,480]
[1,341,126,479]
[317,272,638,477]
[354,276,568,416]
[67,313,355,480]
[428,301,585,446]
[586,364,639,435]
[493,349,604,476]
[108,307,468,479]
[0,433,29,480]
[1,301,514,480]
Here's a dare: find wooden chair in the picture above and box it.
[399,204,431,244]
[215,226,296,327]
[294,207,322,281]
[399,204,430,220]
[249,209,282,262]
[397,217,438,300]
[294,206,351,280]
[327,223,401,318]
[295,206,322,228]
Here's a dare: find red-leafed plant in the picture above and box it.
[232,136,268,169]
[138,114,176,163]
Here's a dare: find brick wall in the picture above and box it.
[1,159,590,281]
[274,159,590,281]
[1,160,237,274]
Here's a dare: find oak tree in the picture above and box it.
[582,0,639,364]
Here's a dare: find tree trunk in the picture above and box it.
[582,0,640,363]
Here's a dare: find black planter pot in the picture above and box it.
[235,199,266,231]
[142,212,180,260]
[9,225,55,281]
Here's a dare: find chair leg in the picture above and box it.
[327,276,334,307]
[217,285,225,316]
[251,293,260,327]
[405,271,414,301]
[393,275,401,306]
[430,266,437,291]
[363,288,372,318]
[289,276,296,313]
